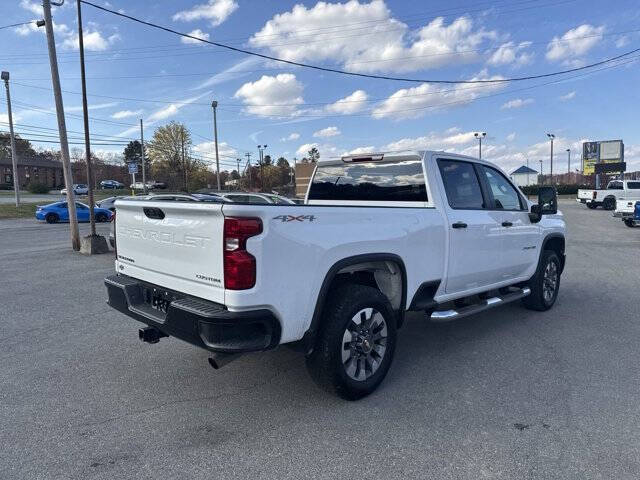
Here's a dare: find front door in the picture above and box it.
[477,164,539,280]
[437,158,505,294]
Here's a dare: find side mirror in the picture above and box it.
[538,186,558,215]
[529,186,557,222]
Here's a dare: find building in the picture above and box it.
[0,156,64,189]
[295,162,316,197]
[510,165,538,187]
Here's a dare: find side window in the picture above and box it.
[437,159,485,209]
[480,166,522,211]
[59,202,68,209]
[75,203,88,210]
[247,196,269,204]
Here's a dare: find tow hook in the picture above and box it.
[138,327,168,344]
[208,352,243,370]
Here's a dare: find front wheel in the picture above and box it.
[45,213,59,224]
[305,284,397,400]
[603,197,616,211]
[624,219,636,228]
[522,250,561,311]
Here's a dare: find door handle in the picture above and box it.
[501,221,513,227]
[452,221,467,229]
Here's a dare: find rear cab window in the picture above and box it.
[626,181,640,190]
[307,158,428,205]
[437,159,484,209]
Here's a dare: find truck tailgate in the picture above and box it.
[114,199,225,304]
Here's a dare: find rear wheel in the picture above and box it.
[624,219,636,228]
[522,250,561,311]
[306,284,397,400]
[586,202,597,209]
[96,213,108,223]
[603,197,616,210]
[45,213,59,224]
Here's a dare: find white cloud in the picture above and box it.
[487,41,533,67]
[296,142,318,157]
[193,141,237,159]
[506,132,516,142]
[173,0,238,27]
[20,0,43,15]
[345,146,376,155]
[326,90,368,114]
[501,98,534,109]
[313,126,340,138]
[281,132,300,142]
[181,29,211,44]
[615,35,630,48]
[234,74,304,117]
[372,70,505,120]
[546,24,604,64]
[65,102,119,113]
[62,30,120,51]
[384,129,479,152]
[193,57,262,90]
[250,1,497,73]
[117,92,210,136]
[559,91,576,101]
[111,109,143,119]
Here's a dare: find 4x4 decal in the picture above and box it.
[273,214,316,223]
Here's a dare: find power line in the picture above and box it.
[0,21,35,30]
[80,0,638,85]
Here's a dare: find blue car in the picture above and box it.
[35,201,113,224]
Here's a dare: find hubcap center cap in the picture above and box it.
[360,338,372,353]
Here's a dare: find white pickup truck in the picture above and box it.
[105,151,566,399]
[577,180,640,210]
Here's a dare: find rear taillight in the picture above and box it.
[223,217,262,290]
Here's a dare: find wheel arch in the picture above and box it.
[541,233,566,273]
[301,253,407,353]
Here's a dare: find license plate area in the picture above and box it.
[142,286,179,314]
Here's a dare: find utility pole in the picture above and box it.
[547,133,555,184]
[42,0,80,251]
[474,132,486,159]
[140,118,146,194]
[211,101,221,191]
[76,0,96,237]
[257,144,267,192]
[245,152,251,191]
[1,71,20,207]
[566,148,571,183]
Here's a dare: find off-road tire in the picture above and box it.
[305,284,397,400]
[522,250,561,311]
[586,202,597,209]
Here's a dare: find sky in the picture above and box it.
[1,0,640,175]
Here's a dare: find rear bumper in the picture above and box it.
[104,274,281,353]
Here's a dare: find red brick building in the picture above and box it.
[1,156,64,189]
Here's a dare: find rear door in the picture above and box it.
[437,158,504,294]
[477,165,539,280]
[114,199,226,304]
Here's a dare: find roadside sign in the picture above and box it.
[128,162,138,174]
[594,162,626,174]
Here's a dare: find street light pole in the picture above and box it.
[257,144,267,192]
[42,0,80,251]
[211,101,221,191]
[547,133,555,184]
[539,158,543,184]
[1,71,20,207]
[474,132,486,159]
[245,152,252,191]
[566,148,571,182]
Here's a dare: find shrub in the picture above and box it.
[520,184,590,196]
[27,182,50,194]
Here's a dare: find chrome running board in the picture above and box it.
[430,287,531,323]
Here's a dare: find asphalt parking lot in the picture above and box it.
[2,201,640,480]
